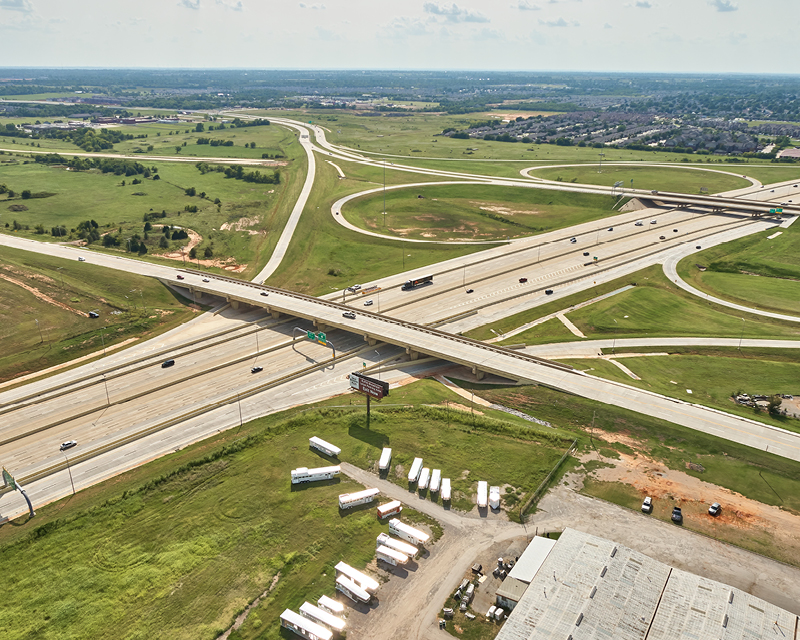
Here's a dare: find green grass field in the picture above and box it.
[342,182,620,241]
[558,353,800,432]
[531,165,749,194]
[0,246,198,384]
[0,380,570,640]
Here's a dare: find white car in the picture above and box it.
[650,219,657,224]
[364,300,374,306]
[78,257,86,261]
[641,496,653,513]
[60,440,78,451]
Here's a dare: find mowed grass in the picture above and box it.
[0,380,570,640]
[678,223,800,316]
[566,267,800,341]
[0,246,197,384]
[557,353,800,432]
[343,182,620,241]
[531,164,749,194]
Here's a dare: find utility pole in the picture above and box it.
[35,318,43,343]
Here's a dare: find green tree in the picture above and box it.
[158,235,169,249]
[21,190,31,199]
[189,247,197,259]
[203,246,214,258]
[144,221,152,231]
[195,123,204,132]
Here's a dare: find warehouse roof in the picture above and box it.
[507,535,557,584]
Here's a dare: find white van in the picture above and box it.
[635,220,643,226]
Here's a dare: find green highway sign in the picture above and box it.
[317,332,327,344]
[2,467,16,491]
[777,208,783,213]
[307,331,315,340]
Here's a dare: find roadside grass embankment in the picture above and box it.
[0,246,200,385]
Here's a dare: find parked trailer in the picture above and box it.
[335,575,371,604]
[486,605,497,620]
[300,602,346,633]
[309,436,341,457]
[290,466,341,484]
[335,561,380,593]
[430,469,441,493]
[338,487,380,510]
[376,532,418,558]
[489,486,501,509]
[407,457,423,483]
[477,481,488,508]
[494,607,505,621]
[280,609,333,640]
[463,583,475,603]
[376,545,409,566]
[418,467,431,490]
[317,595,344,617]
[378,447,392,471]
[376,500,402,519]
[389,518,430,546]
[441,478,451,502]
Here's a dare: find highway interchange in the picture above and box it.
[1,116,800,523]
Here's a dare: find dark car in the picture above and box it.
[177,275,185,280]
[161,359,175,368]
[260,291,269,296]
[708,502,722,517]
[88,311,99,318]
[608,227,614,232]
[671,506,683,523]
[696,246,702,249]
[202,278,210,282]
[659,235,666,240]
[466,289,474,294]
[673,229,678,232]
[545,289,554,295]
[518,278,528,283]
[583,252,590,256]
[60,440,78,452]
[251,366,263,374]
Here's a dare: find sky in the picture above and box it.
[0,0,797,74]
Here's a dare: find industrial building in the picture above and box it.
[495,528,799,640]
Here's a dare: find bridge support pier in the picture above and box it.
[406,348,419,361]
[364,335,377,346]
[472,367,485,381]
[269,309,281,319]
[229,299,240,310]
[314,320,327,333]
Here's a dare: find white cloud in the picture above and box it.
[423,2,489,24]
[539,16,569,27]
[604,22,612,28]
[216,0,243,10]
[709,0,737,11]
[383,16,434,37]
[635,1,653,7]
[299,2,326,8]
[0,0,34,12]
[178,0,200,9]
[514,0,540,9]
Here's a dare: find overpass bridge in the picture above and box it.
[636,190,800,216]
[175,269,800,463]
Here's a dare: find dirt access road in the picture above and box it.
[340,464,800,640]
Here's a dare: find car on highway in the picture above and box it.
[583,252,590,256]
[635,220,643,226]
[641,496,653,513]
[177,275,185,280]
[78,257,86,261]
[671,506,683,523]
[650,220,657,224]
[342,311,356,319]
[545,289,554,295]
[607,227,614,232]
[673,229,679,232]
[569,237,577,243]
[88,311,99,318]
[260,291,268,296]
[364,299,374,306]
[696,246,702,249]
[708,502,722,517]
[202,278,210,282]
[659,235,666,240]
[251,366,263,374]
[60,440,78,451]
[518,278,528,283]
[466,289,474,294]
[161,359,176,368]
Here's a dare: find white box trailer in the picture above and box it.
[338,487,379,510]
[291,466,341,484]
[309,436,341,457]
[378,447,392,470]
[300,601,346,633]
[317,595,344,616]
[430,469,441,493]
[376,500,402,519]
[486,605,497,619]
[335,561,380,593]
[280,609,333,640]
[376,532,418,558]
[489,485,501,509]
[494,607,505,621]
[418,467,431,490]
[441,478,451,502]
[376,545,408,566]
[477,481,488,508]
[335,575,371,604]
[407,457,423,483]
[389,518,430,546]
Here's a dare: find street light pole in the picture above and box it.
[35,318,43,343]
[57,267,64,289]
[612,318,618,355]
[102,374,111,406]
[738,317,745,351]
[62,452,76,496]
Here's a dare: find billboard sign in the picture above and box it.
[349,372,389,400]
